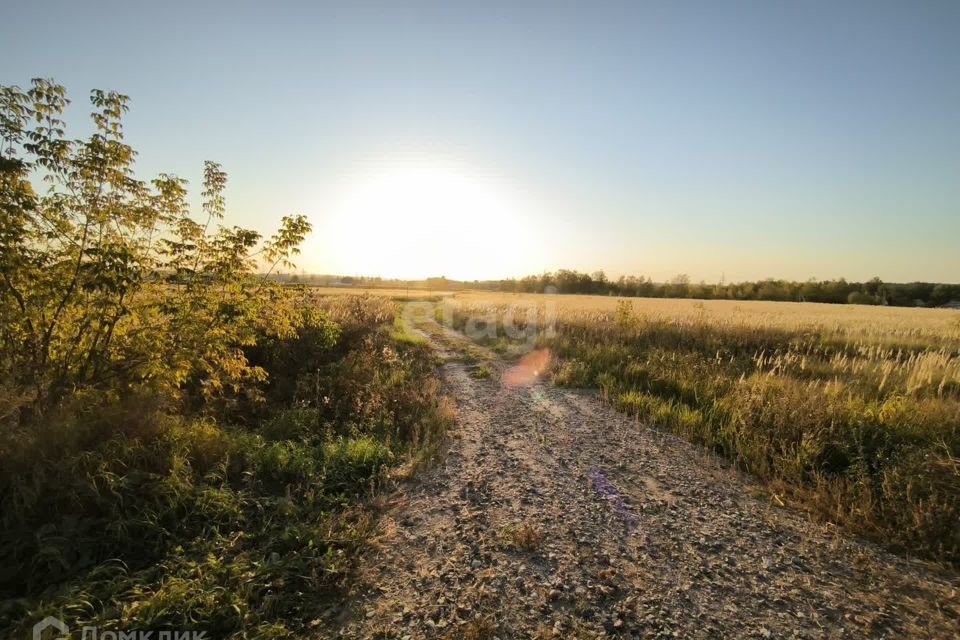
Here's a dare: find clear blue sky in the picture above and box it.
[3,0,959,282]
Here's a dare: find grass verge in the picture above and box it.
[0,296,451,638]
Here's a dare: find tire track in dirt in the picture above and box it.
[327,323,959,639]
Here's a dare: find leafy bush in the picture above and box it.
[0,79,452,638]
[0,78,310,424]
[0,295,452,636]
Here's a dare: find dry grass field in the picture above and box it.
[322,286,960,340]
[306,285,456,299]
[447,290,960,340]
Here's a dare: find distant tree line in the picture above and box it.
[276,270,960,308]
[491,271,960,307]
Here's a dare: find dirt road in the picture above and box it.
[329,324,958,639]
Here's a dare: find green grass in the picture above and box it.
[0,296,451,638]
[468,363,494,379]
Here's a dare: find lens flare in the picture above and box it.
[502,348,551,387]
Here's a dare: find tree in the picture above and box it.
[847,291,879,305]
[665,273,690,298]
[0,79,311,423]
[864,276,883,296]
[930,284,960,307]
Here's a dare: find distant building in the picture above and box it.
[940,300,960,310]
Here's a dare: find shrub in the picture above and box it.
[0,78,452,637]
[0,295,451,636]
[0,78,310,426]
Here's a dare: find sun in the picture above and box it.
[312,159,545,280]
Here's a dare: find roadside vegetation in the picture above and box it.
[448,298,960,566]
[0,80,450,638]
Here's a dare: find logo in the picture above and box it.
[33,617,67,640]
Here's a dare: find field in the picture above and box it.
[437,292,960,564]
[305,285,456,300]
[316,286,960,337]
[446,290,960,335]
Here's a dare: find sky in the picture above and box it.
[2,0,959,282]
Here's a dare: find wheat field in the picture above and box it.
[448,290,960,337]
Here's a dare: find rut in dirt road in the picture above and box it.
[329,325,959,639]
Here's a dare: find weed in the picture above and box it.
[499,523,543,551]
[450,615,497,640]
[469,364,494,379]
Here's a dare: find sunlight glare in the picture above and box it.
[316,160,544,280]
